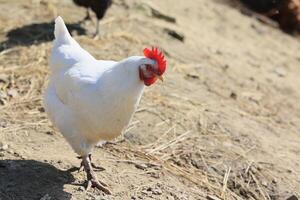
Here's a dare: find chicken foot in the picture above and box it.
[82,155,111,194]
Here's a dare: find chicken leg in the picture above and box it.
[93,19,100,38]
[81,155,111,194]
[84,8,91,21]
[78,154,105,172]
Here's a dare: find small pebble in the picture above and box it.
[146,187,162,195]
[46,131,54,135]
[167,196,175,200]
[274,67,287,77]
[230,92,237,100]
[191,159,202,169]
[152,188,162,195]
[186,73,199,79]
[7,150,14,154]
[7,89,18,98]
[38,107,45,112]
[261,180,268,187]
[135,163,148,170]
[1,144,8,151]
[0,121,7,128]
[148,171,160,179]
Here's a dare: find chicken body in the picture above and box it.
[73,0,112,35]
[73,0,92,20]
[73,0,92,8]
[43,16,158,193]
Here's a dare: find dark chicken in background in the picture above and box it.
[240,0,281,13]
[73,0,112,36]
[73,0,92,21]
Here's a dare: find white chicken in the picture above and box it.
[43,16,166,194]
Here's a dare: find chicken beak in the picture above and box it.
[156,74,164,82]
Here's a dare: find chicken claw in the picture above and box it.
[91,163,105,171]
[89,154,106,171]
[82,155,111,194]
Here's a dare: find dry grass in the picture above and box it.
[0,39,281,199]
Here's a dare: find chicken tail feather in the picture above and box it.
[54,16,72,44]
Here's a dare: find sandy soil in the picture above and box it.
[0,0,300,199]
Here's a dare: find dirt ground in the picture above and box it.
[0,0,300,199]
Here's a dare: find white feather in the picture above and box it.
[44,16,155,156]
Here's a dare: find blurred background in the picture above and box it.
[0,0,300,199]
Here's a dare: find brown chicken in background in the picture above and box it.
[240,0,300,33]
[73,0,112,36]
[274,0,300,33]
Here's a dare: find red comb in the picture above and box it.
[143,47,166,76]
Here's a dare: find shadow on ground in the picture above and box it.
[0,159,75,200]
[0,21,86,51]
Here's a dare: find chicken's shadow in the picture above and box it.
[0,159,76,200]
[0,21,86,52]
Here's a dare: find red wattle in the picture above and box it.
[139,67,158,86]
